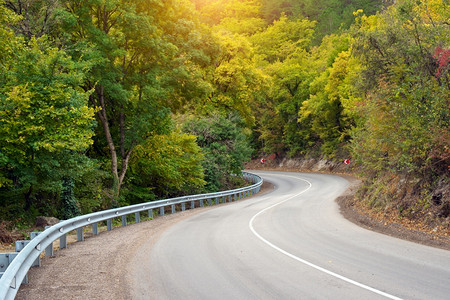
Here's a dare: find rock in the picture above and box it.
[36,216,59,227]
[0,222,14,244]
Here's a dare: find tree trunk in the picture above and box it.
[96,85,121,206]
[24,183,33,211]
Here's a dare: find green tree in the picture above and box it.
[299,34,356,156]
[204,29,266,126]
[0,6,96,214]
[351,0,449,176]
[61,176,81,219]
[183,114,252,192]
[61,0,213,206]
[128,131,205,201]
[4,0,65,39]
[260,0,381,43]
[251,15,316,156]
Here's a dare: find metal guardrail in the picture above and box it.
[0,172,262,300]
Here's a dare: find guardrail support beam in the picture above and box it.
[15,241,28,252]
[60,233,67,249]
[181,203,186,211]
[0,254,29,285]
[135,212,140,223]
[45,243,54,257]
[93,223,99,235]
[148,209,153,219]
[77,228,84,242]
[160,207,165,216]
[107,219,113,231]
[42,226,54,256]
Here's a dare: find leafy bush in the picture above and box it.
[126,131,206,202]
[183,114,252,192]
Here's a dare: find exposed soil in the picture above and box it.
[336,175,450,251]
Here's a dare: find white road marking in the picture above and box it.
[248,174,403,300]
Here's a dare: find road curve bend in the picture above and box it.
[130,171,450,300]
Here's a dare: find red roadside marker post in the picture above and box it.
[344,159,350,165]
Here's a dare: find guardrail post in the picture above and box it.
[93,223,99,235]
[234,193,237,201]
[29,233,42,266]
[46,244,54,257]
[181,202,186,211]
[0,253,28,284]
[43,226,55,256]
[60,232,67,249]
[171,204,176,214]
[207,198,212,206]
[77,228,84,242]
[122,215,127,226]
[191,200,195,209]
[135,212,141,223]
[107,219,113,231]
[58,220,67,249]
[0,253,10,272]
[15,240,30,252]
[15,240,42,268]
[160,207,165,216]
[200,199,204,207]
[148,209,153,219]
[29,232,40,239]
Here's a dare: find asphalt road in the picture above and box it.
[130,171,450,300]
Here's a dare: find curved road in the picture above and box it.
[130,171,450,299]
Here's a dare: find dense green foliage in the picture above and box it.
[0,0,448,228]
[127,130,206,201]
[183,114,252,192]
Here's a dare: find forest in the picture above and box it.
[0,0,448,233]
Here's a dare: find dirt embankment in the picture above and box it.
[246,157,450,251]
